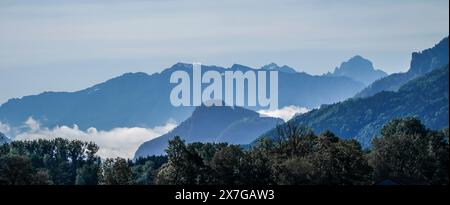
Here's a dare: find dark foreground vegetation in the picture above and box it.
[0,118,448,185]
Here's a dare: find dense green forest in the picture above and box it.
[0,118,448,185]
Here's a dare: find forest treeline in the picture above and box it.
[0,117,448,185]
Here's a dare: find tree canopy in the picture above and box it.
[0,118,448,185]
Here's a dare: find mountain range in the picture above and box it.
[2,35,447,159]
[355,37,449,98]
[258,64,449,147]
[134,104,282,158]
[0,62,365,131]
[136,36,449,157]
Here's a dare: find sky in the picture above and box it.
[0,0,449,104]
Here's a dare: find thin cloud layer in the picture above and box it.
[0,121,10,134]
[258,105,309,122]
[13,117,176,159]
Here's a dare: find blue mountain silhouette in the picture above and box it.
[0,63,364,131]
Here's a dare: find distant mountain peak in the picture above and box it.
[261,63,297,73]
[338,55,374,72]
[349,55,366,61]
[328,55,387,85]
[262,62,282,70]
[171,62,192,69]
[230,64,254,71]
[266,62,279,67]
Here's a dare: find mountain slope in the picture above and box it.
[0,132,10,144]
[0,63,363,131]
[258,64,449,147]
[326,55,387,85]
[355,37,449,98]
[0,70,194,131]
[134,105,283,158]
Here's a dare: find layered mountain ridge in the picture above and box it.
[0,62,365,131]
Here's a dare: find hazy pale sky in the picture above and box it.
[0,0,448,104]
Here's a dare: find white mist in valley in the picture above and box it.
[258,105,309,122]
[8,117,176,159]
